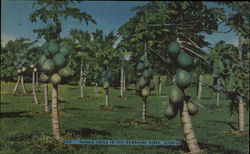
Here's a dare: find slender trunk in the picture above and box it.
[12,75,21,94]
[197,74,202,100]
[216,79,220,106]
[238,36,244,132]
[79,60,84,98]
[51,83,61,139]
[36,71,39,88]
[142,98,147,120]
[181,101,200,153]
[158,75,162,96]
[95,83,98,97]
[123,72,126,93]
[32,70,39,104]
[105,88,110,107]
[20,75,26,93]
[120,63,124,98]
[238,96,244,132]
[44,83,49,113]
[82,74,86,95]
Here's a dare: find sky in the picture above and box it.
[1,1,238,49]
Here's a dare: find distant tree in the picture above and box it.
[218,1,250,132]
[91,30,118,108]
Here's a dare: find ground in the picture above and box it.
[0,81,249,154]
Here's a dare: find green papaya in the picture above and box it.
[167,41,180,57]
[136,62,144,72]
[47,40,59,56]
[177,50,192,68]
[51,73,61,84]
[103,81,110,89]
[41,59,56,73]
[58,67,73,78]
[164,102,178,120]
[40,73,49,83]
[169,84,184,105]
[187,101,199,116]
[176,69,192,89]
[142,68,152,79]
[138,76,147,89]
[141,86,150,97]
[53,53,65,67]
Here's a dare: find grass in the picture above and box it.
[0,81,249,154]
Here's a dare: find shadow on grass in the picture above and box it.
[113,105,132,109]
[58,100,69,104]
[62,107,84,111]
[200,96,212,100]
[8,132,41,141]
[212,120,238,130]
[227,122,237,131]
[0,102,8,105]
[147,115,164,123]
[64,127,111,138]
[67,87,78,90]
[0,111,32,118]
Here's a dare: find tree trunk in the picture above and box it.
[197,74,202,100]
[95,83,98,97]
[79,60,84,98]
[181,101,201,153]
[105,88,110,107]
[36,71,39,88]
[238,36,244,132]
[12,75,21,94]
[51,83,61,139]
[32,70,39,104]
[158,75,162,96]
[123,72,126,93]
[216,79,220,107]
[44,83,49,113]
[20,75,26,93]
[238,97,244,132]
[142,98,147,120]
[82,74,86,95]
[120,62,124,98]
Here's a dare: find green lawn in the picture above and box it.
[0,81,249,154]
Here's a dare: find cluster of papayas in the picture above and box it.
[99,70,113,89]
[135,54,154,98]
[164,41,198,119]
[38,40,73,84]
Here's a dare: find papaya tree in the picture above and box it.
[11,38,37,94]
[28,46,42,104]
[116,41,133,98]
[92,30,118,108]
[119,1,225,153]
[69,29,93,98]
[210,40,249,132]
[207,42,226,106]
[135,46,154,120]
[218,1,250,132]
[29,0,96,139]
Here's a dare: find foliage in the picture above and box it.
[219,2,250,38]
[209,41,250,113]
[29,0,96,40]
[1,38,41,81]
[118,1,225,84]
